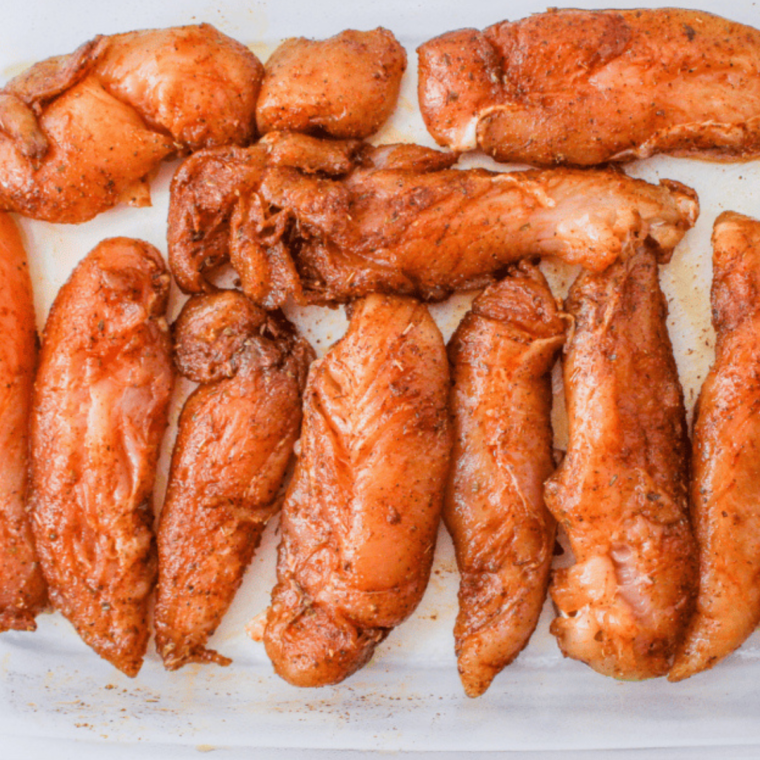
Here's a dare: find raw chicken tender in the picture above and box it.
[257,28,406,138]
[30,238,173,677]
[0,24,263,222]
[259,295,451,687]
[0,213,47,632]
[445,263,565,697]
[544,247,697,679]
[670,213,760,681]
[418,9,760,166]
[155,291,313,671]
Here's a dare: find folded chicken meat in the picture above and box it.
[168,132,698,307]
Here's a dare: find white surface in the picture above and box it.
[2,0,760,755]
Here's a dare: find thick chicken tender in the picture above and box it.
[670,213,760,681]
[258,295,451,687]
[257,28,406,139]
[30,238,173,677]
[0,24,263,222]
[445,263,566,697]
[168,132,698,307]
[0,213,47,632]
[155,291,314,671]
[418,9,760,166]
[544,247,697,679]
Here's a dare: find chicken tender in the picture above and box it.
[418,9,760,166]
[670,213,760,681]
[258,295,451,687]
[155,291,314,671]
[30,238,173,677]
[257,28,406,139]
[0,24,263,222]
[445,263,565,697]
[544,247,697,679]
[0,213,47,632]
[168,132,698,307]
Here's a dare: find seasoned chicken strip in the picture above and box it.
[168,133,698,306]
[258,295,451,687]
[30,238,173,677]
[0,213,47,631]
[670,213,760,681]
[445,263,566,697]
[544,247,697,679]
[155,291,314,671]
[418,9,760,166]
[257,28,406,139]
[0,24,263,222]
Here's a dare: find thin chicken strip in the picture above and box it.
[418,9,760,166]
[0,24,263,222]
[257,295,451,687]
[670,212,760,681]
[0,212,47,631]
[155,291,314,671]
[445,263,566,697]
[30,238,173,677]
[168,133,698,307]
[544,246,697,679]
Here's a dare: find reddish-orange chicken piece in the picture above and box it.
[0,213,47,632]
[257,28,406,139]
[670,213,760,681]
[0,24,263,222]
[445,263,566,697]
[258,295,451,687]
[418,9,760,166]
[168,132,698,307]
[544,246,697,680]
[30,238,173,677]
[155,291,314,671]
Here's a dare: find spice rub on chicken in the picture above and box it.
[257,28,406,139]
[168,131,698,308]
[155,291,314,671]
[544,246,697,680]
[0,24,264,222]
[256,294,451,687]
[418,9,760,166]
[445,263,566,697]
[30,238,173,677]
[670,213,760,681]
[0,213,47,632]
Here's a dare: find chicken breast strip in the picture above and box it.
[418,9,760,166]
[30,238,173,677]
[670,212,760,681]
[544,246,697,679]
[0,24,263,222]
[445,263,566,697]
[155,291,314,671]
[257,28,406,139]
[0,213,47,631]
[168,133,698,307]
[256,294,451,687]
